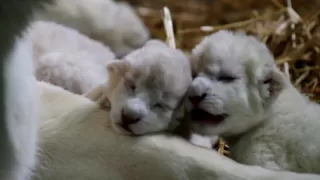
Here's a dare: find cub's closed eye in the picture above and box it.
[263,78,272,84]
[124,79,136,91]
[217,75,237,82]
[153,103,165,109]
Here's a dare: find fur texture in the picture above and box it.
[0,0,52,180]
[2,34,38,180]
[33,0,150,57]
[25,20,115,95]
[35,81,320,180]
[85,39,217,148]
[2,0,320,179]
[86,40,192,136]
[188,30,320,173]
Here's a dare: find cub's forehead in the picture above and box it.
[124,40,192,96]
[193,30,275,73]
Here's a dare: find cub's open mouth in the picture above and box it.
[190,108,228,125]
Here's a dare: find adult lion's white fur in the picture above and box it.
[25,20,115,95]
[1,35,38,180]
[0,0,53,179]
[33,0,150,57]
[188,30,320,173]
[34,81,320,180]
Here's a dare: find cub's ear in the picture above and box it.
[262,66,289,97]
[104,60,130,99]
[246,60,290,111]
[106,60,130,76]
[257,65,290,108]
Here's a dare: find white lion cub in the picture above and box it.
[25,20,116,95]
[86,40,192,136]
[33,0,150,57]
[187,30,320,173]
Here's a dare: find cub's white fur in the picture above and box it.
[33,0,150,57]
[25,20,115,94]
[85,39,217,148]
[86,40,192,136]
[188,30,320,173]
[189,133,218,149]
[35,81,320,180]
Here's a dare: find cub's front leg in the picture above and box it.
[84,84,110,110]
[84,60,125,110]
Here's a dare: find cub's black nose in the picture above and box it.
[188,93,207,106]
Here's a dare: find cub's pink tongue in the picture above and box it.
[190,108,227,125]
